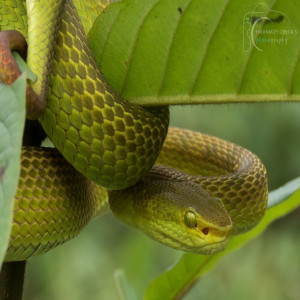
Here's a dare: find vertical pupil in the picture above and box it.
[185,211,197,228]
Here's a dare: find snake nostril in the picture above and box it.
[202,227,209,235]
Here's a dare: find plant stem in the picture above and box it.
[0,261,27,300]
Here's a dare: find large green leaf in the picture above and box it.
[0,74,26,264]
[144,178,300,299]
[88,0,300,105]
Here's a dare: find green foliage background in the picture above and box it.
[22,103,300,300]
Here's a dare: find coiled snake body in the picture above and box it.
[0,0,268,261]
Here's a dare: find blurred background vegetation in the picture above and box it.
[23,103,300,300]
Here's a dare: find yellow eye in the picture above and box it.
[184,210,197,228]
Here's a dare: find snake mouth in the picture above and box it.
[195,238,231,255]
[156,230,231,254]
[144,219,232,255]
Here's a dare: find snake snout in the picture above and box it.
[196,223,232,245]
[183,207,232,250]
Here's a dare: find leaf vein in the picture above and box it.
[98,5,126,67]
[157,0,194,96]
[120,0,162,94]
[189,0,230,95]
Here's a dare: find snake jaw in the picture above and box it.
[143,216,232,255]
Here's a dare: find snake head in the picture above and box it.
[109,174,233,255]
[181,200,233,254]
[153,180,233,254]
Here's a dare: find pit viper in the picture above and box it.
[0,0,268,261]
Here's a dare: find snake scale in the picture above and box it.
[0,0,268,261]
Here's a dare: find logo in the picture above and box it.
[243,3,297,52]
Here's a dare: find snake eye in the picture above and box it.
[184,210,197,228]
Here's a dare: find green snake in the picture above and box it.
[0,0,268,261]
